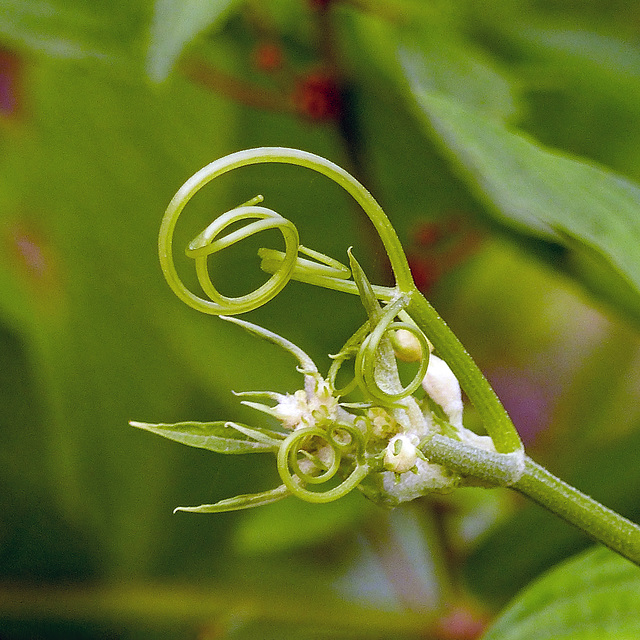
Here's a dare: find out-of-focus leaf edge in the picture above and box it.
[482,546,640,640]
[404,85,640,325]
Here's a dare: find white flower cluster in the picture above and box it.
[272,377,342,430]
[264,332,497,507]
[378,353,496,505]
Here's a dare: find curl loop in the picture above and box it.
[159,147,411,316]
[357,322,430,403]
[276,423,369,503]
[353,297,430,404]
[188,203,299,314]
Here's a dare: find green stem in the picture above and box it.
[407,292,522,454]
[513,458,640,565]
[421,436,640,565]
[420,435,525,486]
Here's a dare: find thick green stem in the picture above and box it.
[421,436,640,565]
[407,292,522,454]
[513,458,640,566]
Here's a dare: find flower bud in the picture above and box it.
[384,434,419,473]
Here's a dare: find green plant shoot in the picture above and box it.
[133,146,640,567]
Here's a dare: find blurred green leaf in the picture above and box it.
[407,89,640,321]
[341,7,519,119]
[131,420,282,453]
[234,489,374,554]
[399,33,518,120]
[495,23,640,177]
[146,0,240,82]
[482,546,640,640]
[0,0,143,65]
[515,27,640,114]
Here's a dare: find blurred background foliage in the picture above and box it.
[1,0,640,638]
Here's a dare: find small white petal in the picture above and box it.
[422,355,464,429]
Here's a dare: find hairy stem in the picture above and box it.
[513,458,640,565]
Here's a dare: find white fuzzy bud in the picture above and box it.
[422,355,464,429]
[273,390,309,430]
[384,434,420,473]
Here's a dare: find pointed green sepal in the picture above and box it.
[225,421,285,447]
[130,420,280,454]
[173,485,291,513]
[220,315,318,375]
[348,248,382,322]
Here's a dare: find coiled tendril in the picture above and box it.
[158,148,407,316]
[159,146,523,455]
[276,422,369,503]
[355,298,430,404]
[184,197,300,314]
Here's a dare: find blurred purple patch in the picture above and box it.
[4,220,66,313]
[13,228,48,277]
[0,48,21,117]
[486,366,555,446]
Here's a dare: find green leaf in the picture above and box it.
[146,0,240,82]
[0,0,142,67]
[407,88,640,319]
[515,27,640,114]
[482,547,640,640]
[174,484,290,513]
[130,420,282,454]
[342,9,518,120]
[399,33,518,120]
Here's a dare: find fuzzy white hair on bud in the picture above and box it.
[422,354,464,429]
[384,434,420,473]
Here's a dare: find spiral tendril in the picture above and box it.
[158,146,523,455]
[276,423,369,502]
[158,147,405,317]
[192,204,300,313]
[356,300,430,403]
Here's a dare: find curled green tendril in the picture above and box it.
[158,147,402,316]
[355,296,430,404]
[159,146,522,454]
[277,423,369,503]
[185,200,299,314]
